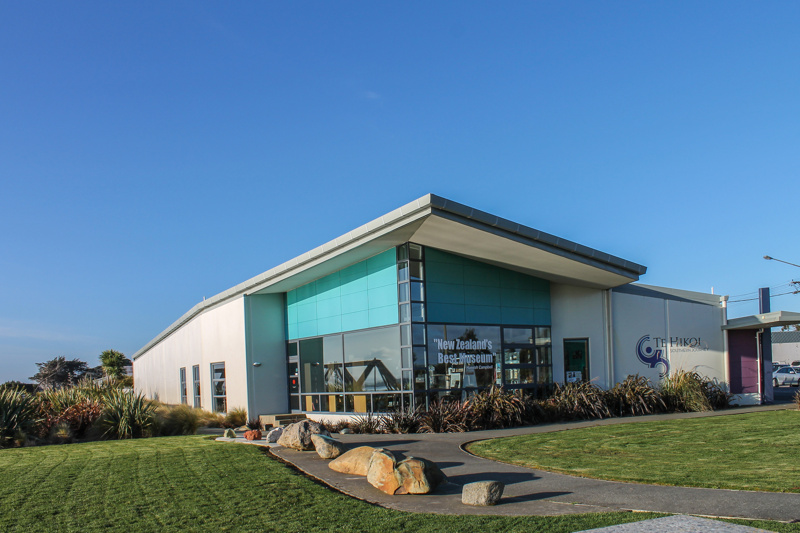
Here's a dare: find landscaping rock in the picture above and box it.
[462,481,504,506]
[328,446,376,475]
[395,457,448,495]
[367,448,400,495]
[277,420,331,451]
[339,428,353,434]
[223,428,236,438]
[265,427,283,443]
[311,434,347,459]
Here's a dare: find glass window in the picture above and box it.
[400,325,411,346]
[399,303,410,323]
[299,337,324,393]
[413,346,427,367]
[398,262,409,282]
[211,362,226,413]
[426,325,501,389]
[412,324,426,345]
[411,303,425,322]
[398,283,410,303]
[372,394,401,412]
[402,370,413,391]
[504,348,534,365]
[288,342,298,357]
[536,327,552,345]
[414,368,427,390]
[410,281,424,302]
[401,347,412,368]
[288,362,299,393]
[505,367,535,385]
[536,345,552,365]
[323,335,344,392]
[344,326,402,392]
[192,365,200,408]
[397,244,409,261]
[504,328,534,345]
[409,243,423,260]
[409,261,424,281]
[179,367,187,405]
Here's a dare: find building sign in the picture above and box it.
[566,371,581,383]
[636,335,670,376]
[427,325,501,389]
[433,338,494,364]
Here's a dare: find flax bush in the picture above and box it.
[380,407,422,434]
[463,386,524,430]
[0,387,39,447]
[605,375,666,417]
[99,390,157,439]
[549,381,612,421]
[660,370,713,412]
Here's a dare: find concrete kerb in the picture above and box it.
[218,404,800,523]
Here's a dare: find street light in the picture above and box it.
[763,256,800,269]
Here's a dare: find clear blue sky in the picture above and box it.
[2,2,799,383]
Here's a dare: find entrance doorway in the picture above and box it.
[564,339,589,383]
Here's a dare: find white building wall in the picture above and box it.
[134,297,248,412]
[550,284,610,388]
[773,342,800,365]
[611,290,726,386]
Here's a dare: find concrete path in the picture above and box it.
[265,404,800,523]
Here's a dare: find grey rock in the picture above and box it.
[339,428,353,434]
[276,420,331,450]
[266,426,284,443]
[223,428,236,439]
[395,457,448,495]
[311,434,347,459]
[462,480,504,506]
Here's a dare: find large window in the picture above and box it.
[179,367,187,405]
[192,365,201,408]
[210,362,227,413]
[426,325,502,394]
[503,327,552,397]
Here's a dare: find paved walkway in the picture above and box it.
[261,404,800,524]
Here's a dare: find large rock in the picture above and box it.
[265,426,283,443]
[395,457,448,495]
[462,480,504,506]
[311,434,347,459]
[277,420,330,451]
[328,446,376,475]
[366,448,400,495]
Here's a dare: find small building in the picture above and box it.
[772,331,800,365]
[132,194,799,418]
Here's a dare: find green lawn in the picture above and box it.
[467,410,800,494]
[0,434,795,532]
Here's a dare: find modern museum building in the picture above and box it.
[133,194,800,418]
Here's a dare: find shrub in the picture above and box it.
[197,409,225,428]
[418,400,468,433]
[605,375,665,417]
[155,404,201,436]
[521,396,559,425]
[321,419,352,434]
[549,381,611,421]
[380,407,421,434]
[660,370,712,412]
[464,386,524,430]
[99,390,157,439]
[0,387,39,447]
[224,407,247,428]
[349,412,383,434]
[700,377,732,410]
[246,418,263,431]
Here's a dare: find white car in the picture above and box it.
[772,366,800,387]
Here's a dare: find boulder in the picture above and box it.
[395,457,448,495]
[277,420,331,451]
[311,434,347,459]
[265,426,284,443]
[339,428,353,434]
[328,446,376,476]
[461,481,504,506]
[223,428,236,439]
[366,448,400,495]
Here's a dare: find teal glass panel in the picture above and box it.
[425,248,550,326]
[286,249,398,340]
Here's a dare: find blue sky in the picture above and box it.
[1,2,799,382]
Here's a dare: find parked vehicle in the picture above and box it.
[772,366,800,387]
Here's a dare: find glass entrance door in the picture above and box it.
[563,339,589,383]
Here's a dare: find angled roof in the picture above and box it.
[134,194,647,359]
[724,311,800,330]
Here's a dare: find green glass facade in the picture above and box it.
[286,249,398,340]
[425,248,551,325]
[285,244,554,413]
